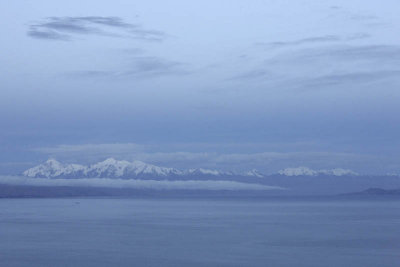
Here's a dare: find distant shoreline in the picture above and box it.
[1,183,400,200]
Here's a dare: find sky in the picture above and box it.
[1,0,400,175]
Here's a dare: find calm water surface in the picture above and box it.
[1,197,399,267]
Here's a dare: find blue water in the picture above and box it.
[1,198,399,267]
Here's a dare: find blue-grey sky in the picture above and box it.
[1,0,400,174]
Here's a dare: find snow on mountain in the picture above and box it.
[85,158,132,177]
[278,166,358,176]
[23,158,186,179]
[23,159,86,178]
[319,168,359,176]
[186,168,224,176]
[83,158,183,178]
[244,169,264,178]
[278,167,317,176]
[23,158,257,179]
[23,159,359,179]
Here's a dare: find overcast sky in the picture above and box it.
[1,0,400,174]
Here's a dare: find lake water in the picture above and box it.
[1,197,399,266]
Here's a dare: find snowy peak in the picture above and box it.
[22,158,267,179]
[186,168,222,176]
[45,158,62,166]
[23,159,86,178]
[244,169,264,178]
[22,158,364,180]
[278,167,317,176]
[86,158,133,177]
[22,158,242,179]
[319,168,359,176]
[278,166,358,176]
[24,159,359,179]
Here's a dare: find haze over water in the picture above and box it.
[1,197,399,267]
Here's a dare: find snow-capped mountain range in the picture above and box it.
[23,158,358,179]
[278,166,359,176]
[23,158,260,179]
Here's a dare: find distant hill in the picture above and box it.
[343,187,400,196]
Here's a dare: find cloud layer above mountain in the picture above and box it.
[28,144,378,175]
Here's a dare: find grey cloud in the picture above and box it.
[232,45,400,84]
[211,152,375,168]
[306,70,400,87]
[346,33,371,40]
[33,143,145,154]
[329,6,380,22]
[32,143,145,163]
[228,70,269,81]
[28,16,166,41]
[260,35,342,48]
[27,28,70,40]
[70,56,188,79]
[67,70,115,78]
[265,45,400,68]
[349,14,379,21]
[126,57,187,77]
[257,33,370,49]
[120,48,146,55]
[325,45,400,61]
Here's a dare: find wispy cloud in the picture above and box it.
[348,14,379,22]
[67,56,191,79]
[259,35,342,48]
[324,45,400,61]
[228,70,269,81]
[328,6,386,27]
[256,33,369,49]
[306,70,400,87]
[231,45,400,85]
[28,16,166,41]
[68,56,189,79]
[32,143,145,156]
[0,176,282,191]
[125,56,187,77]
